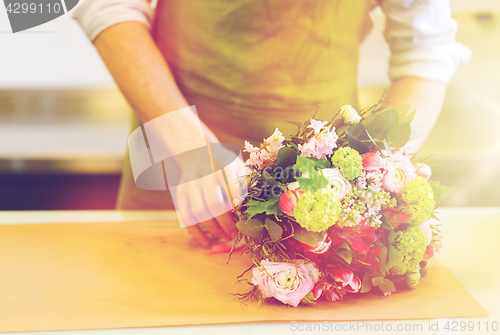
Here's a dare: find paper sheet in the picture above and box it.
[0,220,488,332]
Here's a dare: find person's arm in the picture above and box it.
[73,1,240,246]
[383,77,445,150]
[380,0,472,151]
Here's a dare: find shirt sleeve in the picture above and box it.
[381,0,472,84]
[72,0,154,41]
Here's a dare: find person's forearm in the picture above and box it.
[93,22,219,153]
[383,77,446,151]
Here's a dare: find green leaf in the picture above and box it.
[396,104,410,119]
[430,181,454,206]
[300,291,317,305]
[387,245,401,271]
[387,229,397,244]
[262,171,280,187]
[236,218,265,238]
[292,222,325,247]
[244,195,282,219]
[430,213,441,221]
[378,244,389,276]
[293,156,329,193]
[402,109,416,125]
[346,122,373,153]
[334,242,353,264]
[363,113,377,127]
[367,109,399,140]
[378,278,396,293]
[387,123,412,149]
[264,218,283,242]
[361,272,372,293]
[372,276,384,286]
[346,132,371,154]
[307,157,331,169]
[275,147,297,169]
[380,216,393,230]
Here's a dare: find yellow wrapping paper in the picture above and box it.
[0,220,488,332]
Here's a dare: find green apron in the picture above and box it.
[117,0,377,209]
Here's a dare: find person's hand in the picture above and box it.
[172,146,247,247]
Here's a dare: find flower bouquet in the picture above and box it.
[231,99,451,307]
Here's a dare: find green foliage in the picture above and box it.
[236,218,265,238]
[244,195,282,220]
[387,123,411,149]
[395,104,416,125]
[293,156,329,193]
[430,181,454,207]
[264,218,283,242]
[292,221,326,247]
[301,291,317,305]
[275,146,297,169]
[368,109,399,141]
[372,276,396,293]
[346,107,414,153]
[361,271,372,293]
[333,242,355,264]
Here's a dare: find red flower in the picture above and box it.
[329,224,378,254]
[357,244,381,270]
[384,206,412,230]
[315,268,361,302]
[279,189,304,217]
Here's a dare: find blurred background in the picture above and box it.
[0,0,498,210]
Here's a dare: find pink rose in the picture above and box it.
[414,163,432,179]
[279,189,304,217]
[381,154,416,193]
[301,234,332,254]
[252,259,320,307]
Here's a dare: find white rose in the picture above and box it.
[419,221,433,245]
[321,168,351,201]
[340,105,361,125]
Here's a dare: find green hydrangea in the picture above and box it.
[294,188,341,232]
[330,147,363,181]
[389,226,428,276]
[402,176,436,226]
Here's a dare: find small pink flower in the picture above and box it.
[435,232,443,252]
[279,189,305,217]
[381,154,416,193]
[391,147,408,156]
[298,122,338,159]
[244,129,284,169]
[422,245,435,262]
[301,234,332,254]
[252,260,320,307]
[414,163,432,179]
[307,119,328,135]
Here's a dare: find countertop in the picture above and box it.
[1,207,499,335]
